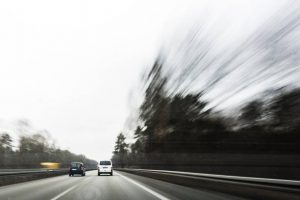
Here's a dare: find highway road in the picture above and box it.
[0,170,247,200]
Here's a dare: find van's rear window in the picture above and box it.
[100,161,111,165]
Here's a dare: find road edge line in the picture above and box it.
[116,172,170,200]
[49,185,77,200]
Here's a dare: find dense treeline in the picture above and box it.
[112,58,300,167]
[112,3,300,168]
[0,133,97,169]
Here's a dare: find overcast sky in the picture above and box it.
[0,0,289,160]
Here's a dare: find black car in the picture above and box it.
[69,162,86,176]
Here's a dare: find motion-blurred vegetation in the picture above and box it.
[112,2,300,173]
[0,132,96,169]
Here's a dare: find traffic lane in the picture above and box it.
[62,172,159,200]
[0,171,158,200]
[0,170,95,200]
[113,171,248,200]
[0,170,249,200]
[61,171,247,200]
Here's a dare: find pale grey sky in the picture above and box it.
[0,0,288,160]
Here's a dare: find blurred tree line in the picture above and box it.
[112,4,300,168]
[112,58,300,167]
[0,133,96,169]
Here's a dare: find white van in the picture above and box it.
[98,160,113,176]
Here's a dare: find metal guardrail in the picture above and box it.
[0,168,97,186]
[124,168,300,187]
[0,169,68,176]
[0,168,96,176]
[116,168,300,200]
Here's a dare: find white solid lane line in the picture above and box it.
[116,172,170,200]
[49,185,77,200]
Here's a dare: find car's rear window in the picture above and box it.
[100,161,111,165]
[71,163,81,168]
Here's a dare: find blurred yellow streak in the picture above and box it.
[40,162,60,169]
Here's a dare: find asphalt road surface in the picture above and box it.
[0,170,247,200]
